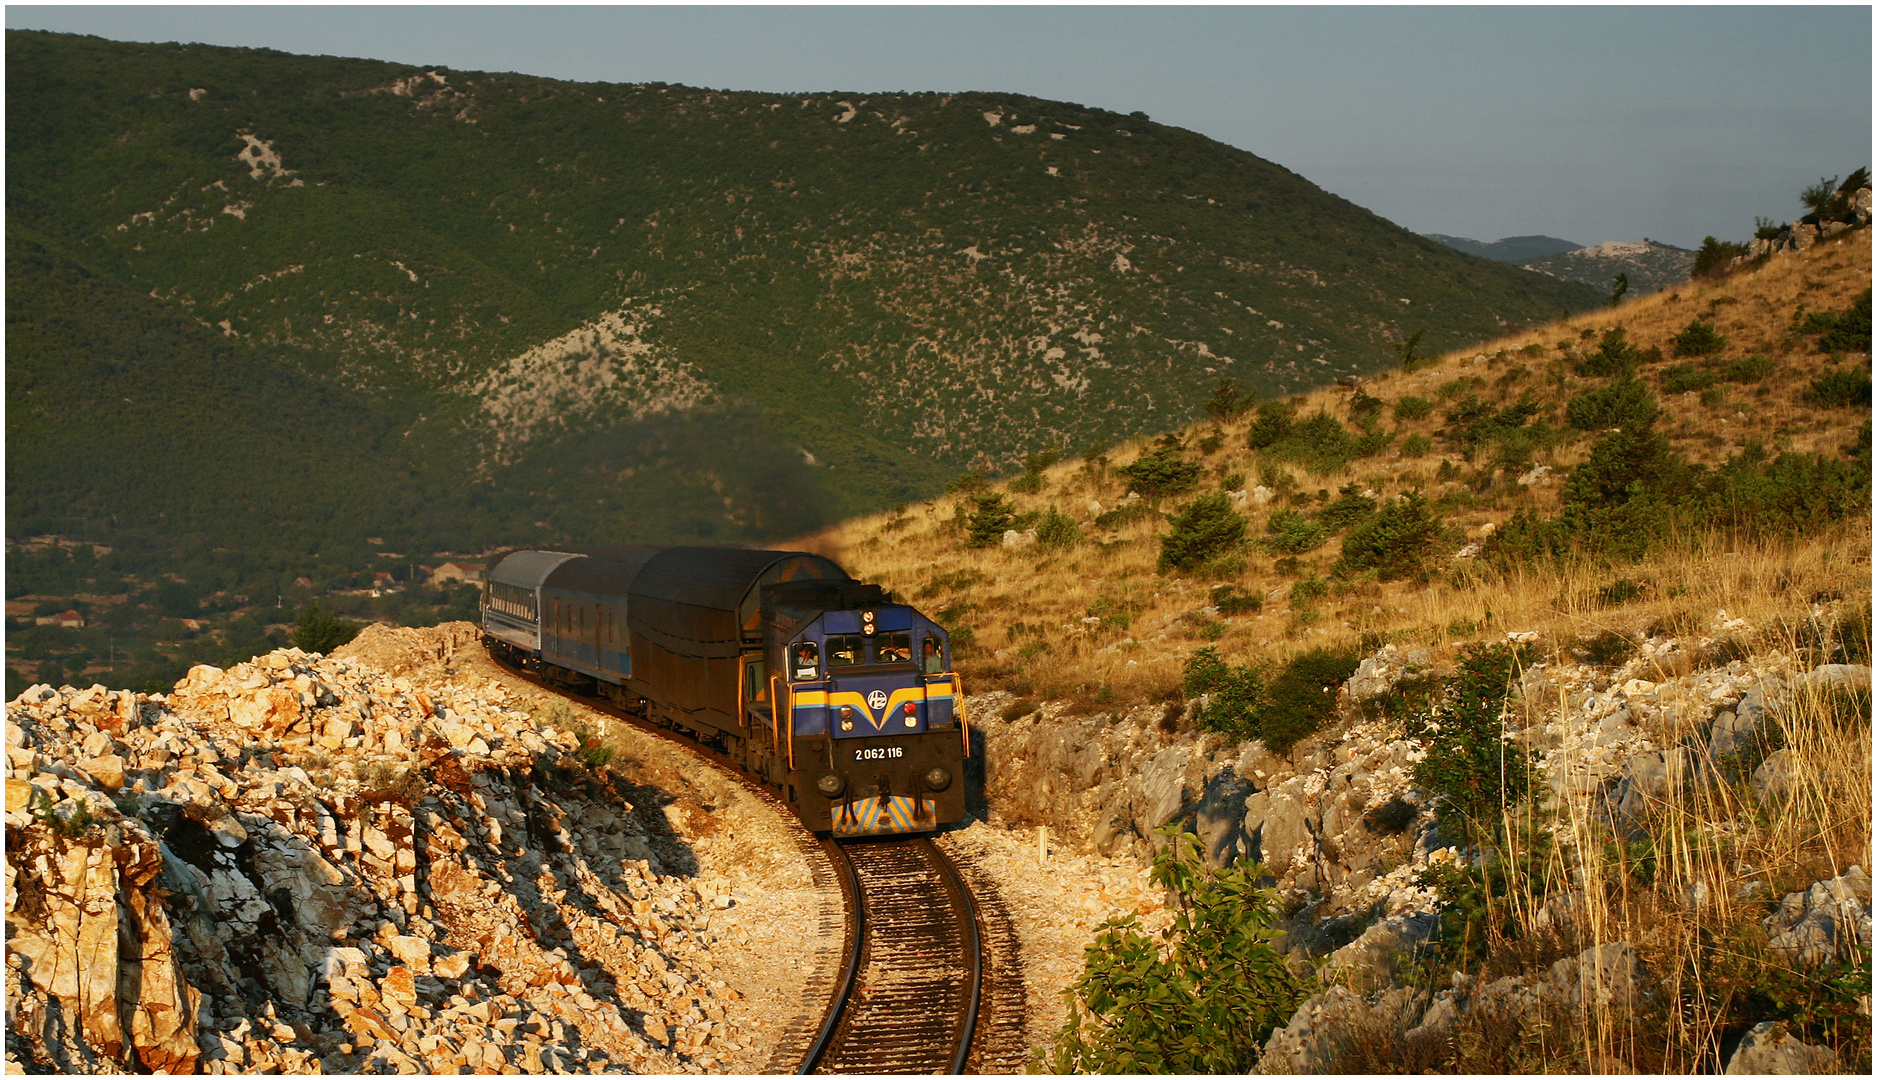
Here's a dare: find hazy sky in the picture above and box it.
[9,5,1870,249]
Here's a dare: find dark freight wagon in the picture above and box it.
[482,546,968,836]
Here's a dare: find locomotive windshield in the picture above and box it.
[874,633,912,664]
[827,634,865,666]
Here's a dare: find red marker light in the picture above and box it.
[903,702,916,715]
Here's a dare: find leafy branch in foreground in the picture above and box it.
[1047,826,1311,1074]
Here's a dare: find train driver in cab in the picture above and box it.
[922,636,944,674]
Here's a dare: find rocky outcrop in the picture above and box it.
[1723,1020,1843,1074]
[1253,941,1649,1072]
[1732,188,1872,269]
[6,649,740,1074]
[1762,865,1872,969]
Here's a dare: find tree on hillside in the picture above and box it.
[291,602,360,655]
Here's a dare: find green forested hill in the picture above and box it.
[8,29,1602,561]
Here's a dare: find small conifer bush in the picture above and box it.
[963,492,1015,547]
[1672,319,1728,357]
[1159,494,1247,574]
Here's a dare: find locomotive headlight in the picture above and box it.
[816,773,845,797]
[839,705,855,732]
[903,702,918,727]
[924,766,953,792]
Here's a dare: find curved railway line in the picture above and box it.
[492,657,1026,1073]
[800,838,981,1074]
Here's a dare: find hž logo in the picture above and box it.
[867,689,888,711]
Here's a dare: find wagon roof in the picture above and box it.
[629,547,850,612]
[488,549,585,591]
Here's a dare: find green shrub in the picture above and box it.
[1094,501,1163,531]
[1048,828,1310,1074]
[1184,646,1266,738]
[1806,368,1872,408]
[1725,354,1776,383]
[1408,642,1533,846]
[1335,492,1444,581]
[1672,319,1728,357]
[1035,506,1084,551]
[1692,236,1750,280]
[1001,697,1040,722]
[1204,377,1252,421]
[1289,575,1330,607]
[1698,443,1872,535]
[1259,647,1359,753]
[1393,395,1435,422]
[1352,428,1394,458]
[1565,377,1659,432]
[1007,472,1044,494]
[1262,509,1329,554]
[964,492,1015,547]
[292,602,360,654]
[1348,388,1385,426]
[1662,363,1718,394]
[1444,394,1540,460]
[1246,401,1296,449]
[945,470,987,494]
[572,728,617,769]
[1210,584,1263,616]
[1576,326,1640,377]
[1559,423,1690,536]
[1579,630,1634,666]
[1596,578,1647,607]
[1316,483,1377,532]
[1266,411,1358,474]
[1120,439,1204,499]
[1800,288,1872,354]
[1401,433,1434,457]
[1413,828,1556,980]
[1436,376,1484,400]
[1159,494,1248,574]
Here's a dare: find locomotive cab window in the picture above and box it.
[921,635,945,674]
[791,640,821,681]
[873,633,913,664]
[827,634,865,667]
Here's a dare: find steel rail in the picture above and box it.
[796,839,865,1074]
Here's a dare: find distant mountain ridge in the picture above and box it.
[1521,239,1695,296]
[1423,233,1583,263]
[6,29,1602,565]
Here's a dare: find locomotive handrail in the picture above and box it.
[770,674,784,758]
[952,672,969,754]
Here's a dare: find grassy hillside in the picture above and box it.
[8,28,1601,557]
[817,222,1870,1074]
[820,228,1870,709]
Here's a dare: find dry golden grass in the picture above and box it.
[781,234,1874,1073]
[798,230,1870,716]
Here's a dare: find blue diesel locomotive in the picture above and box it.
[482,545,968,836]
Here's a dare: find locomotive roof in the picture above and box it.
[488,549,585,591]
[630,547,850,612]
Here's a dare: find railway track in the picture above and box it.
[799,838,982,1074]
[491,658,1018,1073]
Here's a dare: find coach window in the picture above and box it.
[827,634,865,667]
